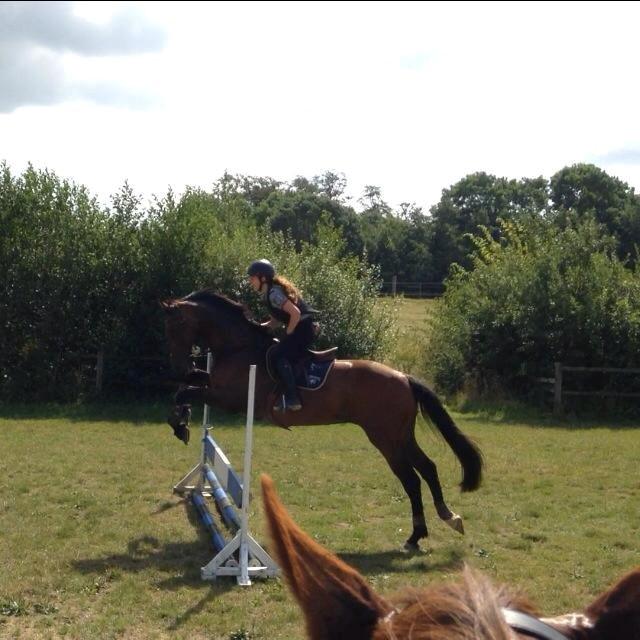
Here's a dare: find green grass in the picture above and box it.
[2,298,638,638]
[1,403,639,639]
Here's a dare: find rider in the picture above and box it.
[247,259,317,412]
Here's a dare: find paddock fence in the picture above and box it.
[380,278,444,298]
[536,362,640,416]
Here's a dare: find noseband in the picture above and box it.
[502,609,569,640]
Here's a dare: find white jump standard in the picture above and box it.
[173,358,279,585]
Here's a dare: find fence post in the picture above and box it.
[391,275,397,296]
[96,349,104,393]
[553,362,563,416]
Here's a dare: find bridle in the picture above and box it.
[502,609,570,640]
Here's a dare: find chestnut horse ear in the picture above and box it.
[583,567,640,639]
[260,475,393,640]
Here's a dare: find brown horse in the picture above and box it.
[261,473,640,640]
[160,289,483,550]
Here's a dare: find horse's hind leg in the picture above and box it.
[408,437,465,534]
[372,441,429,551]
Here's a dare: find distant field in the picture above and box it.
[383,296,437,380]
[1,402,638,639]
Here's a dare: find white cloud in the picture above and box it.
[0,1,167,112]
[1,0,640,210]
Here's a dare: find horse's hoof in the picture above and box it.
[403,540,421,553]
[445,514,464,535]
[173,424,190,445]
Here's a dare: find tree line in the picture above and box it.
[1,160,639,403]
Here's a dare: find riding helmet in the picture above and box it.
[247,259,275,280]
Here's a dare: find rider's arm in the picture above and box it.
[282,299,301,335]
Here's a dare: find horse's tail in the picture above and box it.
[407,375,483,492]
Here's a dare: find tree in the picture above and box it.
[255,190,363,255]
[428,172,548,280]
[549,163,640,264]
[313,171,348,202]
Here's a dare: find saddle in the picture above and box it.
[266,345,338,390]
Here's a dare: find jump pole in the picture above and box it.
[200,364,278,585]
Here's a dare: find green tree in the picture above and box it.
[549,163,640,264]
[429,172,548,280]
[427,217,640,397]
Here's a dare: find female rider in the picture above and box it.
[247,259,317,412]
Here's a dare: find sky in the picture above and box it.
[1,0,640,213]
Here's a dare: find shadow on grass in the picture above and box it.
[337,545,465,577]
[71,532,237,631]
[72,500,229,582]
[0,401,245,427]
[451,399,640,430]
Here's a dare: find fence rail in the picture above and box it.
[380,279,444,298]
[536,362,640,416]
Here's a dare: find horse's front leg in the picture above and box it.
[167,384,209,445]
[167,401,192,445]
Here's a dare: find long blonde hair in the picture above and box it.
[273,275,301,303]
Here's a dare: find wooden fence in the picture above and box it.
[83,350,172,393]
[537,362,640,416]
[380,278,444,298]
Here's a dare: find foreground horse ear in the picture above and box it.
[260,475,393,640]
[583,567,640,639]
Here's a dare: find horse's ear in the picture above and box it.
[260,475,392,640]
[581,567,640,639]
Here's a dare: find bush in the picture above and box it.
[427,217,640,398]
[0,167,395,401]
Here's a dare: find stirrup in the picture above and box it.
[273,394,302,412]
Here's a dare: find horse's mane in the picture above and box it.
[181,289,272,339]
[377,571,536,640]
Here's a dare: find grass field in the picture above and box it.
[2,299,639,639]
[1,400,638,639]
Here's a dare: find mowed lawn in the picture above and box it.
[1,401,638,640]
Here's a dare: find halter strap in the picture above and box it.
[502,609,569,640]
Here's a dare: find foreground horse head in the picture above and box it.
[261,474,640,640]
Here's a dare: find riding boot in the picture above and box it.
[274,358,302,412]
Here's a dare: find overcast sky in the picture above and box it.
[1,0,640,212]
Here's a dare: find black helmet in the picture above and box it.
[247,259,275,280]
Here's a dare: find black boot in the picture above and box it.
[274,358,302,412]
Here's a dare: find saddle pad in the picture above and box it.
[266,345,335,390]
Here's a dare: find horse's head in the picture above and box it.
[260,474,640,640]
[160,299,197,378]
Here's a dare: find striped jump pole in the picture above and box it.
[191,490,226,552]
[203,464,240,533]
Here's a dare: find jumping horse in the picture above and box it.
[261,473,640,640]
[160,289,483,550]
